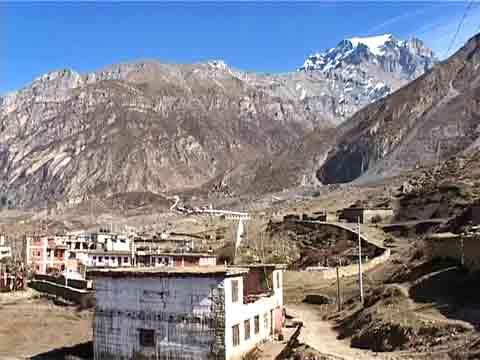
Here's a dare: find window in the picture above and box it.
[98,256,103,262]
[244,319,251,340]
[270,310,273,335]
[231,279,239,303]
[139,329,155,347]
[232,324,240,347]
[93,256,97,260]
[124,257,129,263]
[254,315,260,335]
[276,272,280,289]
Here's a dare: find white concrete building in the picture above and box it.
[105,234,130,252]
[90,264,285,360]
[86,250,133,268]
[0,235,11,260]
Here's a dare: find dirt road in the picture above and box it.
[287,304,401,360]
[0,292,92,359]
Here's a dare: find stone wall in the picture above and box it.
[463,236,480,272]
[290,248,391,280]
[427,236,462,263]
[427,233,480,272]
[340,208,393,223]
[29,279,94,307]
[34,273,90,290]
[364,209,394,223]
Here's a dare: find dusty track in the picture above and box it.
[287,304,401,360]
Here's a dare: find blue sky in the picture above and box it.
[1,1,480,94]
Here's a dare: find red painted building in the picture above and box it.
[25,235,67,274]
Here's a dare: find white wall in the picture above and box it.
[94,275,225,360]
[106,236,130,252]
[223,270,283,360]
[199,257,217,266]
[89,254,131,267]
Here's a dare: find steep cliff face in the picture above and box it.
[318,33,480,185]
[0,61,335,208]
[0,34,435,208]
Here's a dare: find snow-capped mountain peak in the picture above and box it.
[348,33,393,56]
[299,34,434,74]
[297,34,436,122]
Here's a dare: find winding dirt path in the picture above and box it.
[287,304,401,360]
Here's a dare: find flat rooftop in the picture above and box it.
[135,251,216,257]
[427,232,461,240]
[88,265,249,278]
[235,263,287,270]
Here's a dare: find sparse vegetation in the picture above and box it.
[370,214,382,224]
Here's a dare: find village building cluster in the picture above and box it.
[24,227,219,278]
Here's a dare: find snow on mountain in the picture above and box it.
[300,33,435,77]
[296,34,436,122]
[348,34,393,56]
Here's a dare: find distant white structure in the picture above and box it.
[0,235,11,260]
[202,209,251,220]
[235,219,245,250]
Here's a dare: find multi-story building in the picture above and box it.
[90,264,285,360]
[25,235,67,274]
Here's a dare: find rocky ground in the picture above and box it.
[0,289,92,359]
[0,149,479,359]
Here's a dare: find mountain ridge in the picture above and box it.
[0,33,436,208]
[317,33,480,185]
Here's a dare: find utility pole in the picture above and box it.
[336,266,342,312]
[358,216,364,305]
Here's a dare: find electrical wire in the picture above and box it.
[444,0,476,58]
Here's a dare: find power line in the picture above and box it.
[444,0,476,58]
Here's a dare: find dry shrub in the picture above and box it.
[371,215,383,224]
[242,346,261,360]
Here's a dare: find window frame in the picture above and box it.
[254,315,260,335]
[244,319,251,340]
[139,328,155,347]
[231,279,239,303]
[232,324,240,347]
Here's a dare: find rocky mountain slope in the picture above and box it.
[0,61,328,207]
[0,34,434,208]
[318,33,480,185]
[298,34,436,123]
